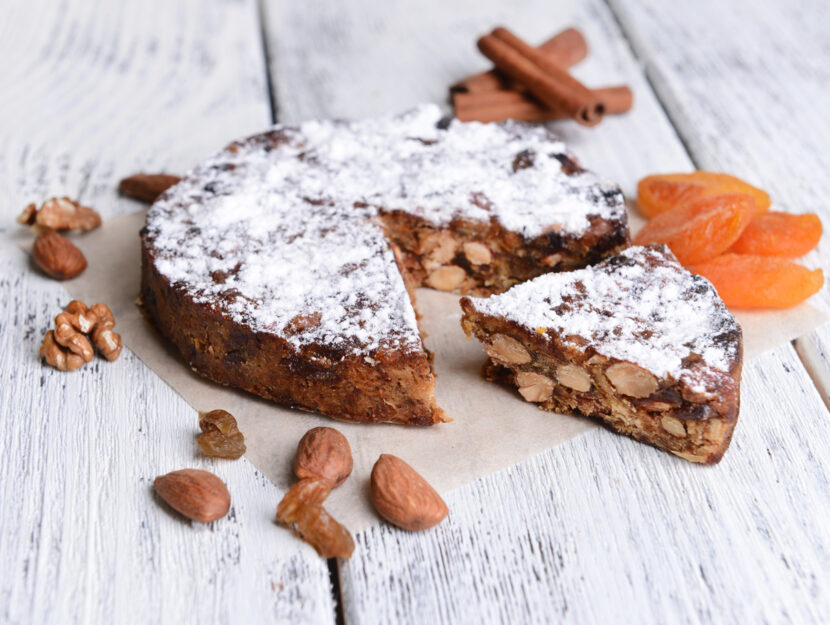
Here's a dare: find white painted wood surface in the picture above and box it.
[0,1,333,623]
[263,0,830,623]
[2,0,829,623]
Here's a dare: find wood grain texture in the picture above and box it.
[342,348,830,625]
[0,0,333,623]
[262,0,830,622]
[3,0,829,623]
[607,0,830,405]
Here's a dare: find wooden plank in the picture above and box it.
[262,0,830,622]
[0,0,334,622]
[341,348,830,625]
[606,0,830,406]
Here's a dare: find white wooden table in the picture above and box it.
[2,0,829,623]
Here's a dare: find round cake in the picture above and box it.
[140,105,628,424]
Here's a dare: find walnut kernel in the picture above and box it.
[40,330,85,371]
[35,197,101,232]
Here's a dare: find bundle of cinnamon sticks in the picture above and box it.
[452,27,632,125]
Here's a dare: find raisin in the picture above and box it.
[284,312,323,335]
[198,409,246,459]
[276,478,354,559]
[512,149,535,171]
[693,254,824,308]
[276,478,332,523]
[553,152,581,175]
[633,193,755,266]
[293,503,355,559]
[637,172,770,218]
[729,212,822,258]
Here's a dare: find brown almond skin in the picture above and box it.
[154,469,230,523]
[32,231,87,280]
[118,173,181,203]
[370,454,448,531]
[294,427,353,487]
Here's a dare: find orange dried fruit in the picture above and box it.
[637,172,770,218]
[729,212,822,258]
[693,254,824,308]
[633,193,755,266]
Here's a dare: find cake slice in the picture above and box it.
[460,245,743,462]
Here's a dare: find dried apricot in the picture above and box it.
[693,254,824,308]
[729,212,822,258]
[638,172,770,218]
[633,193,755,266]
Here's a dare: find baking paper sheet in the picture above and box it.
[45,210,827,531]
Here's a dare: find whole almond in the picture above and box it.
[154,469,230,523]
[32,231,87,280]
[118,173,181,203]
[294,427,353,487]
[370,454,448,531]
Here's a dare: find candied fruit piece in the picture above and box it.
[633,193,755,266]
[198,409,246,459]
[638,172,770,218]
[729,212,822,258]
[693,254,824,308]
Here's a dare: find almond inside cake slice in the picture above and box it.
[460,244,743,462]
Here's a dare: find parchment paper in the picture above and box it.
[47,210,827,531]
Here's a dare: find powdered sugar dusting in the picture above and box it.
[144,104,625,355]
[468,245,741,379]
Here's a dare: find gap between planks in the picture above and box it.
[257,0,279,124]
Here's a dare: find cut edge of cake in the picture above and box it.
[140,248,448,425]
[459,244,743,462]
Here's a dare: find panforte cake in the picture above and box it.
[460,245,743,462]
[140,104,628,425]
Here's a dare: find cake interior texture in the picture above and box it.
[460,245,743,462]
[140,105,629,425]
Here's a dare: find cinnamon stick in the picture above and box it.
[477,27,605,126]
[453,86,633,123]
[451,27,588,94]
